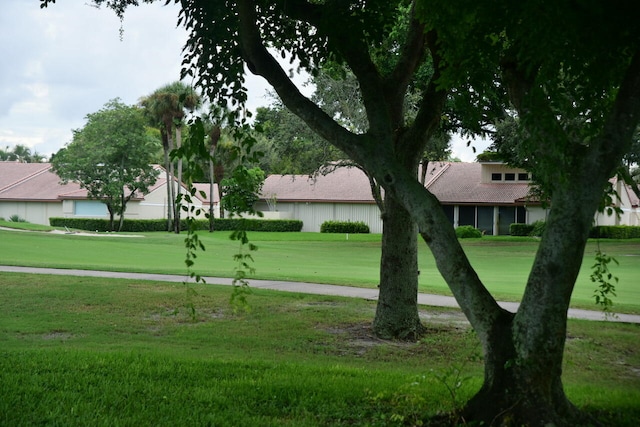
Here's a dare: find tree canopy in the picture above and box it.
[51,98,160,231]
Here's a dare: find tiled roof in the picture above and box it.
[0,162,167,202]
[261,167,376,203]
[192,183,220,205]
[260,162,536,205]
[425,162,534,204]
[0,162,82,201]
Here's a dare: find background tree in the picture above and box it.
[51,98,160,231]
[253,102,344,175]
[255,59,451,339]
[0,144,46,163]
[140,81,201,233]
[220,166,265,217]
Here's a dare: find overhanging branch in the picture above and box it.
[236,0,364,159]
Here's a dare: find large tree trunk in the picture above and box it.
[373,193,424,340]
[461,185,599,426]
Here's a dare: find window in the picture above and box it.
[505,173,516,181]
[458,206,475,227]
[491,173,502,181]
[477,206,494,235]
[518,173,530,181]
[516,206,527,223]
[74,200,108,217]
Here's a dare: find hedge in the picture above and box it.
[508,223,640,239]
[455,225,482,238]
[590,225,640,239]
[49,217,303,233]
[510,223,535,236]
[320,220,370,234]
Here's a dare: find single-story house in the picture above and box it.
[425,161,545,235]
[0,162,220,226]
[255,166,383,232]
[256,162,639,234]
[594,177,640,226]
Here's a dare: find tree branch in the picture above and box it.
[399,31,447,160]
[596,48,640,172]
[235,0,365,159]
[383,5,428,118]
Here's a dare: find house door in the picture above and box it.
[477,206,494,235]
[498,206,516,235]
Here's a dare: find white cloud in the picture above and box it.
[450,134,490,162]
[0,0,488,162]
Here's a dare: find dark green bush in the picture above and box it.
[590,225,640,239]
[510,223,534,236]
[9,215,27,223]
[455,225,482,238]
[49,217,303,232]
[529,220,546,237]
[320,220,370,234]
[213,218,303,232]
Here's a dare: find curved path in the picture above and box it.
[1,265,639,324]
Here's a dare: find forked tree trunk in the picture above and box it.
[373,193,424,340]
[461,312,584,426]
[458,186,601,426]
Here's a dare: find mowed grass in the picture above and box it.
[1,229,639,313]
[0,273,639,426]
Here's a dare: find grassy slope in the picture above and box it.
[0,229,638,313]
[0,273,638,426]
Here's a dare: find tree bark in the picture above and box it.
[461,183,598,426]
[373,193,424,339]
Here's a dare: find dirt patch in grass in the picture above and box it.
[321,309,477,360]
[42,331,76,341]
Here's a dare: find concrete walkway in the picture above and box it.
[1,265,639,324]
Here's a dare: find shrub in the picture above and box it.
[529,220,546,237]
[510,223,534,236]
[320,220,370,234]
[455,225,482,238]
[49,217,303,233]
[212,218,303,232]
[8,215,26,223]
[590,225,640,239]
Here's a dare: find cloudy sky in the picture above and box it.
[1,0,484,161]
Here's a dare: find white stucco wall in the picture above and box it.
[0,201,64,225]
[257,201,382,233]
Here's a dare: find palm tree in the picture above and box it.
[140,82,201,232]
[0,144,45,163]
[140,92,176,231]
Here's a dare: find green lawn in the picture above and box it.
[1,228,639,313]
[0,273,638,426]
